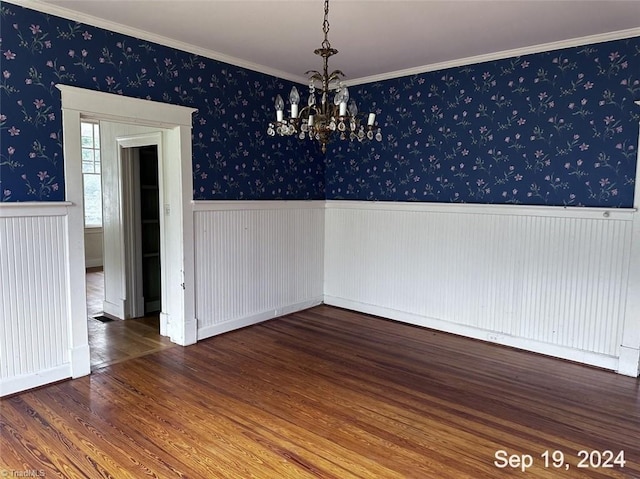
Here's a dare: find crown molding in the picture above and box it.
[345,28,640,86]
[6,0,638,87]
[4,0,309,85]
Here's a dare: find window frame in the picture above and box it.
[81,121,102,229]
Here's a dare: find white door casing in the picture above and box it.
[58,85,197,380]
[100,127,163,322]
[618,102,640,376]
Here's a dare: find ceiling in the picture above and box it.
[21,0,640,84]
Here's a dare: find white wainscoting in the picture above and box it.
[324,201,637,373]
[2,197,636,397]
[193,201,325,338]
[84,227,103,268]
[0,202,73,396]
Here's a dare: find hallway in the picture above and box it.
[86,268,176,370]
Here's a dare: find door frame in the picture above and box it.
[119,135,163,321]
[57,84,197,379]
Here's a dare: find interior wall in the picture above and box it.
[0,203,73,396]
[326,36,640,207]
[84,228,103,268]
[0,3,325,204]
[194,201,325,338]
[2,4,639,400]
[324,201,639,375]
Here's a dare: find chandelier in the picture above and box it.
[267,0,382,153]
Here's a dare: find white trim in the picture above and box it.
[85,258,103,269]
[192,200,326,211]
[5,0,307,85]
[116,133,163,151]
[0,202,72,217]
[7,0,639,86]
[346,28,640,86]
[198,298,323,340]
[102,299,124,320]
[196,199,638,219]
[58,84,197,388]
[324,296,619,372]
[56,85,196,127]
[617,116,640,377]
[618,346,640,377]
[325,200,636,220]
[68,345,90,381]
[118,133,163,319]
[0,365,70,398]
[635,100,640,209]
[59,106,92,380]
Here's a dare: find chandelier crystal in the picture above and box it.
[267,0,382,153]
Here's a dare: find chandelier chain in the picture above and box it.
[321,0,331,50]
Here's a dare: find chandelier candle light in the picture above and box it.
[267,0,382,153]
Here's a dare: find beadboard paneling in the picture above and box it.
[324,201,635,369]
[0,204,71,394]
[194,201,325,338]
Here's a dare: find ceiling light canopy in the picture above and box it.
[267,0,382,153]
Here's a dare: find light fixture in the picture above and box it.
[267,0,382,153]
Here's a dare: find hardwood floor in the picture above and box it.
[85,268,175,370]
[85,267,106,318]
[1,306,639,478]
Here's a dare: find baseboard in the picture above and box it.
[0,364,70,397]
[197,297,323,340]
[85,258,103,268]
[146,300,161,313]
[69,344,91,378]
[102,299,124,319]
[324,295,619,372]
[159,312,170,337]
[617,346,640,377]
[167,316,198,346]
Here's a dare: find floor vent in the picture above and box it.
[92,315,113,323]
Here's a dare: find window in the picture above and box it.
[81,122,102,227]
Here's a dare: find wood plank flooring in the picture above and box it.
[1,305,639,478]
[87,313,176,370]
[85,267,106,318]
[85,268,175,370]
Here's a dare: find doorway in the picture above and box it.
[120,142,162,319]
[99,124,166,323]
[137,145,161,315]
[85,133,168,370]
[58,84,197,381]
[86,268,174,370]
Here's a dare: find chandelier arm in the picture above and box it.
[298,104,314,118]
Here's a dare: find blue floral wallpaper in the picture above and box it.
[2,3,639,207]
[326,38,640,207]
[0,3,324,202]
